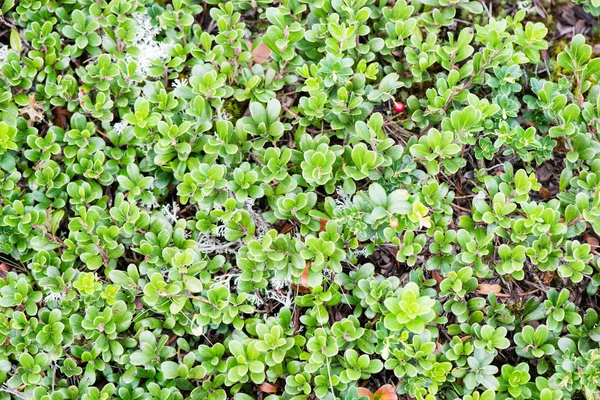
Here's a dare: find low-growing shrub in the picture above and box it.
[1,0,600,399]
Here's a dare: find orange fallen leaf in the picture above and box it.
[53,107,72,130]
[278,222,294,234]
[290,283,312,294]
[539,187,552,199]
[432,270,443,285]
[252,41,271,64]
[290,262,312,294]
[300,262,311,288]
[166,335,178,346]
[372,385,398,400]
[554,138,569,153]
[541,270,555,285]
[583,233,599,247]
[318,219,328,233]
[358,385,398,400]
[0,262,7,280]
[260,383,278,393]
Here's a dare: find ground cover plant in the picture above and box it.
[4,0,600,399]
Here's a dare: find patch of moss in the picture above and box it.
[222,98,246,124]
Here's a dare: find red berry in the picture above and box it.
[390,218,399,229]
[393,101,405,113]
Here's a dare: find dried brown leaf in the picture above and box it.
[134,297,144,310]
[477,283,502,295]
[583,233,599,247]
[252,42,271,64]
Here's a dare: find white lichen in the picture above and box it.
[212,224,229,238]
[161,202,180,224]
[147,197,161,210]
[173,78,188,89]
[196,232,240,254]
[349,247,369,259]
[215,273,241,290]
[246,292,264,307]
[127,13,172,77]
[172,78,189,98]
[0,45,9,66]
[335,187,351,210]
[266,286,293,308]
[112,120,129,134]
[516,0,534,13]
[245,199,271,240]
[44,290,67,304]
[271,276,291,291]
[215,107,232,122]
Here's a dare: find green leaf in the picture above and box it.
[161,361,181,379]
[130,352,152,365]
[10,30,21,52]
[369,183,387,207]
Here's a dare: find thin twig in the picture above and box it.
[32,224,66,248]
